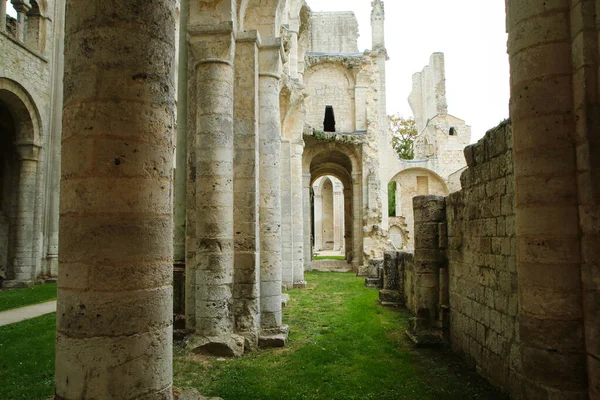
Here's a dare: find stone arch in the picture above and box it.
[304,62,356,132]
[0,78,42,287]
[0,78,42,145]
[389,167,449,251]
[303,141,362,268]
[189,0,236,26]
[240,0,283,39]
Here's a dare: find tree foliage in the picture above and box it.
[389,114,418,160]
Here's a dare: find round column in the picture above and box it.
[291,141,305,286]
[259,42,284,330]
[5,143,39,287]
[56,1,177,398]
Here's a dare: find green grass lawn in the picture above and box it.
[0,283,57,312]
[0,313,56,399]
[174,271,507,400]
[0,272,507,400]
[312,255,345,260]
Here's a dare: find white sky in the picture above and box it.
[306,0,510,143]
[6,1,509,143]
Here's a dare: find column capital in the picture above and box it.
[11,0,31,13]
[259,38,284,79]
[15,142,40,161]
[188,21,235,67]
[236,29,261,45]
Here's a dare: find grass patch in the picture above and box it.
[0,313,55,400]
[0,283,57,312]
[313,255,345,260]
[175,271,507,400]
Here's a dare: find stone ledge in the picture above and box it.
[187,334,245,357]
[259,325,289,349]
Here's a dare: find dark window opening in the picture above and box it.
[449,127,457,136]
[324,106,336,132]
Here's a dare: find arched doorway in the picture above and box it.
[0,79,42,288]
[312,175,345,254]
[303,140,362,271]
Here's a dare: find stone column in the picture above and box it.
[291,141,305,286]
[343,186,352,262]
[232,30,261,349]
[0,0,7,32]
[280,138,294,287]
[303,170,312,271]
[11,0,30,42]
[313,190,323,251]
[173,0,189,316]
[187,23,243,357]
[352,173,362,270]
[56,1,176,398]
[258,39,288,346]
[506,1,588,397]
[333,181,344,251]
[4,142,39,288]
[407,195,446,345]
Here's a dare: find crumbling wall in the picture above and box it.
[308,12,359,53]
[445,121,519,392]
[408,53,448,133]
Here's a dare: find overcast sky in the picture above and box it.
[306,0,510,143]
[7,1,509,142]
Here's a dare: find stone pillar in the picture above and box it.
[407,195,446,345]
[303,171,312,271]
[291,141,306,286]
[56,1,176,398]
[0,0,7,32]
[232,30,261,349]
[506,1,588,397]
[352,173,362,270]
[187,23,243,357]
[258,39,288,346]
[280,138,294,287]
[4,143,39,288]
[12,0,30,42]
[333,181,344,251]
[343,187,352,262]
[173,0,189,315]
[313,189,323,251]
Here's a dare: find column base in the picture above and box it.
[259,325,289,349]
[187,334,245,357]
[174,387,223,400]
[281,293,290,308]
[293,280,307,289]
[2,279,35,289]
[379,289,404,307]
[405,317,444,347]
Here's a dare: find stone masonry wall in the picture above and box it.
[308,12,359,54]
[445,120,519,393]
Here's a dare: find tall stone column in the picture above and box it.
[173,0,189,317]
[407,195,446,345]
[0,0,7,32]
[12,0,30,42]
[187,23,243,357]
[343,187,352,262]
[313,190,323,250]
[352,173,362,270]
[291,141,305,286]
[506,1,588,397]
[4,142,39,288]
[280,138,294,287]
[233,30,261,348]
[258,39,288,346]
[333,181,344,251]
[303,171,313,271]
[56,1,176,398]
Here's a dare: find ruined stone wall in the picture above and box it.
[308,12,359,53]
[304,62,356,133]
[408,53,448,134]
[445,121,518,393]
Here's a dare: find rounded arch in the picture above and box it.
[240,0,283,39]
[390,167,449,193]
[0,78,43,145]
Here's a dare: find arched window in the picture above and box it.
[449,127,457,136]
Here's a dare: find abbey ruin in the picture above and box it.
[0,0,598,399]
